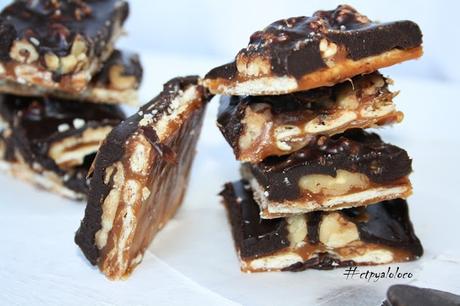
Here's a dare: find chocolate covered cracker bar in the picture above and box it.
[204,5,422,95]
[0,94,125,199]
[0,49,143,105]
[75,76,211,280]
[241,129,412,218]
[384,285,460,306]
[218,72,401,163]
[221,180,422,272]
[0,0,129,93]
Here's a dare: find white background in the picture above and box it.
[0,0,457,81]
[117,0,457,82]
[1,1,460,305]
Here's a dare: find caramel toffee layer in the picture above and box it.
[0,49,143,105]
[221,180,422,272]
[75,76,212,280]
[242,129,412,217]
[384,285,460,306]
[0,0,129,91]
[204,5,422,95]
[217,72,401,163]
[0,94,124,198]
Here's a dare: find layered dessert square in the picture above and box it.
[75,76,212,279]
[0,94,125,199]
[218,72,402,163]
[0,0,129,93]
[204,5,422,95]
[241,129,412,218]
[221,180,422,272]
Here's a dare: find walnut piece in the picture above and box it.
[109,65,137,90]
[10,40,39,64]
[319,212,359,248]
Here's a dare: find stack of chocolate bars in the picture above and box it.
[0,0,142,200]
[204,5,424,272]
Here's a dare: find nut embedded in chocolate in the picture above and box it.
[242,129,413,218]
[75,76,212,280]
[204,4,423,95]
[0,49,143,105]
[217,72,402,163]
[221,180,422,272]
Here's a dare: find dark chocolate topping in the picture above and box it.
[205,5,422,79]
[248,129,412,201]
[385,285,460,306]
[222,180,422,265]
[307,211,322,244]
[205,61,238,81]
[342,199,423,255]
[216,95,247,157]
[0,0,128,68]
[329,199,422,256]
[0,19,16,60]
[75,76,209,265]
[92,49,143,88]
[0,94,124,194]
[220,180,289,259]
[0,94,124,141]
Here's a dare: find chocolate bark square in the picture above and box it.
[217,72,402,163]
[221,180,422,272]
[242,129,412,218]
[0,94,125,199]
[75,76,212,280]
[0,0,129,93]
[205,5,422,95]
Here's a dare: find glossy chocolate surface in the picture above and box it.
[384,285,460,306]
[221,180,423,266]
[220,180,289,258]
[0,94,125,194]
[247,129,412,201]
[75,76,210,265]
[206,5,422,79]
